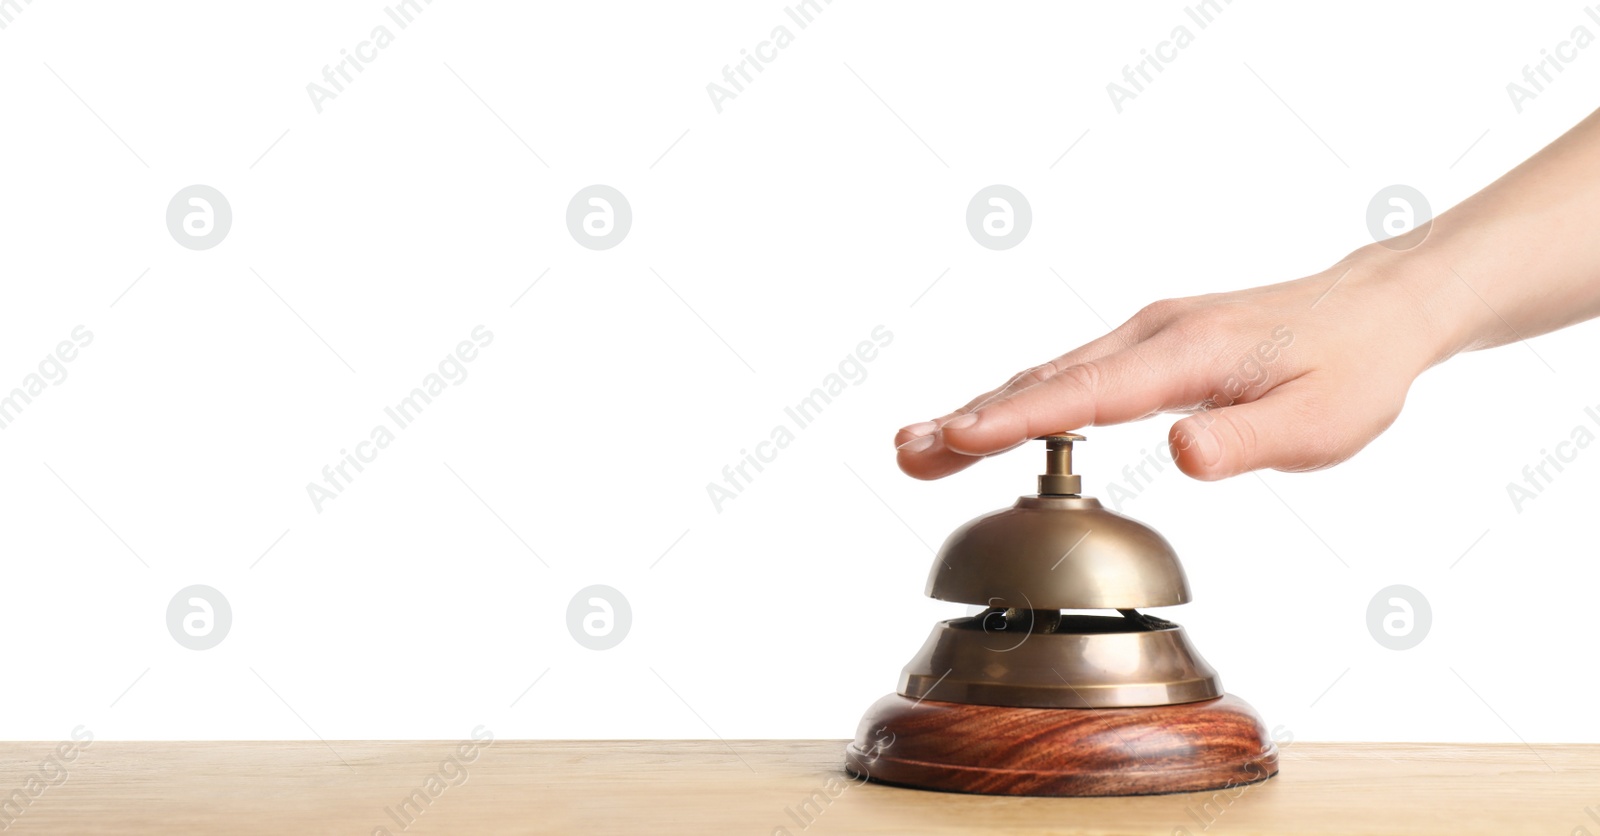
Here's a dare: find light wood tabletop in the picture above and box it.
[0,740,1595,834]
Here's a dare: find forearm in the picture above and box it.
[896,109,1600,482]
[1394,107,1600,359]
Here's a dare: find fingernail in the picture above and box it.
[901,421,938,438]
[942,412,980,431]
[898,434,936,453]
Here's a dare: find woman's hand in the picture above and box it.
[894,247,1464,481]
[897,107,1600,483]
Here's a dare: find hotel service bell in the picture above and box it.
[846,434,1279,796]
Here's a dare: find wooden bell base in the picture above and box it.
[845,692,1279,797]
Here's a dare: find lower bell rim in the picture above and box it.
[897,612,1224,709]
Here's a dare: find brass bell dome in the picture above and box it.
[925,434,1192,610]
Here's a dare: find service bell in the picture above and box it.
[846,434,1279,796]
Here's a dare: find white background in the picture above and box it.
[2,0,1598,746]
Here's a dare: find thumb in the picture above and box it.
[1169,382,1358,480]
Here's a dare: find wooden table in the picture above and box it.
[0,740,1594,834]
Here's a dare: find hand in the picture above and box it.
[894,248,1461,482]
[897,108,1600,484]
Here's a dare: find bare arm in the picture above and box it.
[896,108,1600,481]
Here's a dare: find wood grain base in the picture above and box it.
[845,692,1279,797]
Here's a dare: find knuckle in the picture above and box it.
[1053,360,1104,396]
[1216,409,1260,465]
[1015,362,1056,388]
[1165,307,1232,347]
[1000,361,1062,396]
[1132,298,1189,332]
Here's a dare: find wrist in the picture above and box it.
[1344,241,1493,370]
